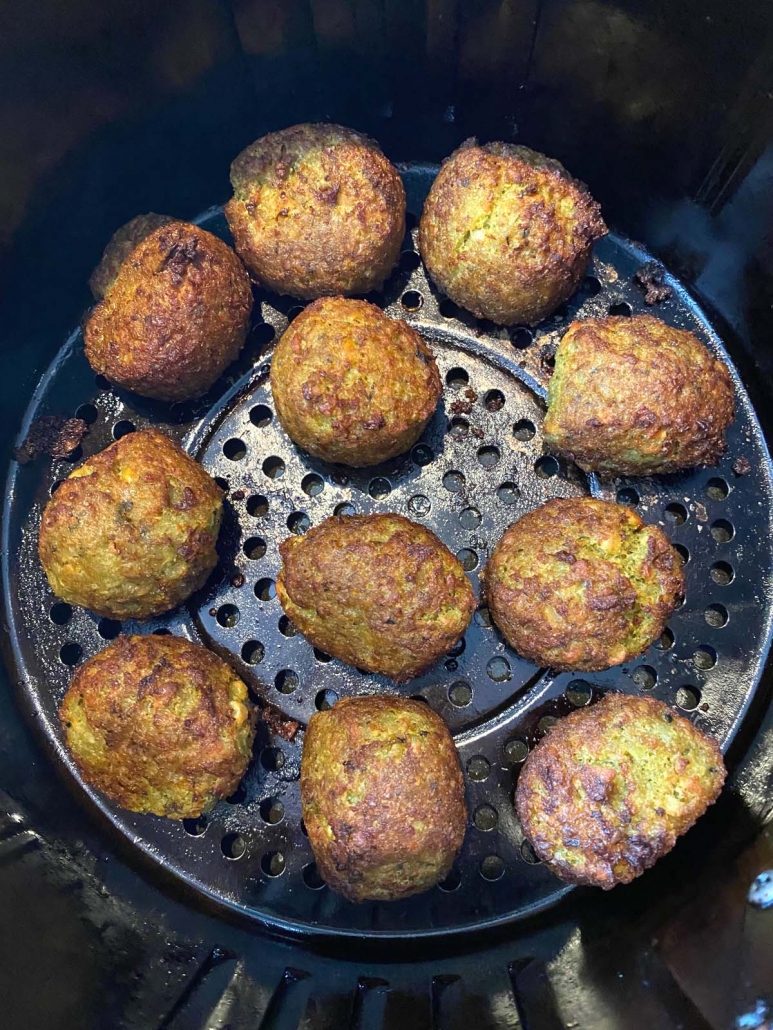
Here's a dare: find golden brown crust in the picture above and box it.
[225,123,405,299]
[301,695,467,901]
[39,429,223,619]
[544,314,735,475]
[270,297,442,466]
[276,514,475,681]
[59,635,256,818]
[418,140,606,326]
[481,498,684,671]
[84,220,253,401]
[516,693,726,888]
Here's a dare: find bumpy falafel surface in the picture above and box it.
[270,297,441,466]
[516,693,726,888]
[226,123,405,299]
[482,498,684,671]
[60,634,256,818]
[84,218,253,401]
[301,695,467,901]
[419,140,606,326]
[39,429,222,620]
[543,314,735,475]
[276,514,475,681]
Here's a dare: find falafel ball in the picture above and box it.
[60,635,256,818]
[482,498,684,672]
[276,514,475,681]
[418,140,606,326]
[543,314,735,475]
[225,123,405,299]
[270,298,442,466]
[516,693,726,888]
[301,695,467,901]
[84,218,253,401]
[39,429,222,620]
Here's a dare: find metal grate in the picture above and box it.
[4,165,773,940]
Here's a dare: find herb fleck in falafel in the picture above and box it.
[225,123,405,299]
[543,314,735,475]
[516,693,726,888]
[419,140,606,326]
[482,498,684,671]
[39,429,222,620]
[60,634,256,818]
[301,695,467,901]
[270,297,441,466]
[276,514,475,681]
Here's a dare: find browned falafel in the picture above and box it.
[418,140,606,326]
[84,218,253,401]
[39,429,222,620]
[516,693,726,888]
[60,634,256,818]
[225,123,406,299]
[276,514,475,681]
[482,498,684,672]
[543,314,735,475]
[301,695,467,901]
[270,297,442,466]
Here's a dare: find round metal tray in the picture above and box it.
[4,165,773,940]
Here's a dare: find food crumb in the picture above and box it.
[15,416,88,463]
[634,262,673,305]
[733,456,751,477]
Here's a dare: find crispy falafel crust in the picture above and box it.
[418,140,606,326]
[544,314,735,475]
[301,695,467,901]
[60,635,256,818]
[482,498,684,671]
[276,514,475,681]
[225,123,405,299]
[84,219,253,401]
[39,429,222,620]
[270,297,442,466]
[516,693,726,888]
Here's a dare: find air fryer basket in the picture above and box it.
[2,0,773,1026]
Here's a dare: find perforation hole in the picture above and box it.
[247,495,269,517]
[183,816,207,837]
[287,511,310,535]
[674,544,690,566]
[632,665,656,689]
[253,323,276,346]
[241,640,264,664]
[439,298,463,319]
[448,681,472,707]
[442,470,465,493]
[223,437,246,461]
[401,290,423,311]
[510,327,533,349]
[487,656,511,682]
[497,481,520,505]
[313,648,333,663]
[249,404,272,427]
[278,616,297,637]
[664,503,688,526]
[706,478,729,500]
[565,680,592,706]
[458,507,481,530]
[400,250,421,272]
[243,537,266,560]
[694,645,717,670]
[287,306,305,322]
[255,578,276,601]
[520,840,541,864]
[711,519,734,542]
[216,604,239,628]
[608,301,632,317]
[484,390,505,412]
[456,548,478,571]
[300,473,323,497]
[449,417,469,439]
[477,445,500,468]
[676,685,701,710]
[474,607,492,628]
[617,487,639,507]
[711,561,734,585]
[261,747,285,771]
[75,403,98,425]
[513,419,536,442]
[446,368,469,391]
[705,604,728,628]
[581,275,602,297]
[438,867,462,892]
[303,862,325,889]
[50,480,64,496]
[537,715,559,735]
[60,642,82,666]
[315,689,338,711]
[467,755,490,782]
[113,419,136,440]
[369,477,391,499]
[480,855,505,881]
[534,455,559,478]
[275,670,298,694]
[97,618,121,640]
[262,456,285,480]
[50,602,72,625]
[655,627,675,650]
[259,798,284,824]
[474,805,499,832]
[412,444,433,466]
[261,850,285,877]
[334,502,356,517]
[504,739,529,764]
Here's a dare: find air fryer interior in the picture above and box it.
[1,1,773,1027]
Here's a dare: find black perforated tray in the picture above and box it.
[3,166,773,941]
